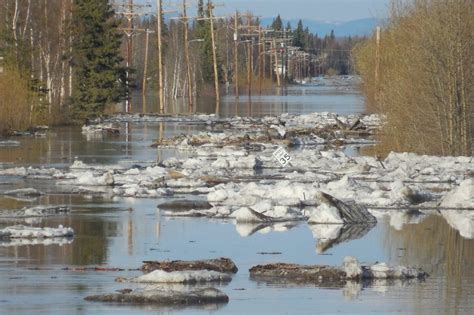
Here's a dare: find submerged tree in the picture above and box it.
[70,0,127,122]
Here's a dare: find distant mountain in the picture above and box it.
[261,17,379,37]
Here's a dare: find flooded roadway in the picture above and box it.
[1,78,473,314]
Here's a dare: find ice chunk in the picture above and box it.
[440,179,473,208]
[0,225,74,238]
[342,256,362,278]
[132,270,232,284]
[232,207,273,223]
[308,203,344,224]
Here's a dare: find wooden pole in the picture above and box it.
[126,0,134,112]
[234,10,239,98]
[142,29,150,95]
[247,15,252,97]
[208,1,220,114]
[273,39,281,87]
[183,0,193,111]
[269,40,273,81]
[258,26,263,94]
[157,0,165,113]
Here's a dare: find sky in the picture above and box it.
[214,0,390,22]
[137,0,391,22]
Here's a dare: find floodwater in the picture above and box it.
[1,78,473,314]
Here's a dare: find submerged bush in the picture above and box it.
[354,0,473,156]
[0,66,34,133]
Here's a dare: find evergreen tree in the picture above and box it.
[271,14,283,31]
[293,19,305,48]
[70,0,127,122]
[195,0,214,83]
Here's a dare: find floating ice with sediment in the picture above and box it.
[2,112,472,238]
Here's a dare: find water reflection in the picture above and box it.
[129,80,365,117]
[235,222,298,237]
[0,214,116,266]
[385,215,474,313]
[309,223,376,254]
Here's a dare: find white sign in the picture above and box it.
[273,146,292,167]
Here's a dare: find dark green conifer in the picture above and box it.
[70,0,127,122]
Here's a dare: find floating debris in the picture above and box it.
[141,257,238,274]
[249,256,427,285]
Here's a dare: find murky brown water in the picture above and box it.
[1,80,473,314]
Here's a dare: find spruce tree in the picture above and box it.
[70,0,127,122]
[293,20,305,48]
[196,0,214,83]
[271,15,283,31]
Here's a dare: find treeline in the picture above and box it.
[270,15,360,76]
[1,0,361,130]
[354,0,472,156]
[0,0,74,131]
[0,0,126,130]
[130,11,361,95]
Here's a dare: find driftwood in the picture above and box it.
[250,263,346,286]
[84,287,229,306]
[157,200,212,211]
[141,258,238,274]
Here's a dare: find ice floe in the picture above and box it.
[0,237,73,247]
[0,225,74,239]
[0,205,70,218]
[81,123,119,134]
[84,287,229,306]
[131,270,232,284]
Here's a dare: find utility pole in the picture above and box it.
[208,0,220,113]
[182,0,193,111]
[114,0,151,112]
[269,39,273,81]
[234,10,239,98]
[258,26,263,94]
[142,29,154,96]
[246,14,252,98]
[273,39,281,87]
[156,0,165,113]
[156,0,165,114]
